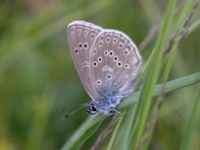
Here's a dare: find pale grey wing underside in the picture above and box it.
[67,21,103,99]
[90,29,142,100]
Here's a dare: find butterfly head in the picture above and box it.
[86,102,98,115]
[86,99,119,116]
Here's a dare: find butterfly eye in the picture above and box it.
[91,105,96,111]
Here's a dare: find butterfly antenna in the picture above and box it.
[62,103,88,119]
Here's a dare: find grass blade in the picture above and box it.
[106,115,124,150]
[180,87,200,150]
[130,0,177,148]
[61,115,102,150]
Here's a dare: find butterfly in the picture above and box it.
[67,20,142,116]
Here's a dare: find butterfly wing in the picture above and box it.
[90,29,142,101]
[67,20,103,99]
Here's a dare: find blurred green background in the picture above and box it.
[0,0,200,150]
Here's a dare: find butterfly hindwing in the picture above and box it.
[90,30,142,100]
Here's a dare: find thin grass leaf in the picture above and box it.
[106,115,124,150]
[61,115,102,150]
[162,0,195,81]
[118,106,137,150]
[25,95,54,150]
[187,19,200,35]
[130,0,177,148]
[70,121,103,150]
[142,1,198,148]
[180,87,200,150]
[103,108,136,150]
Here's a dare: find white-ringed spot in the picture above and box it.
[92,61,98,67]
[104,50,109,56]
[113,55,118,62]
[106,36,111,43]
[124,48,130,55]
[113,38,118,44]
[118,42,124,48]
[98,57,103,63]
[74,48,79,54]
[84,30,88,36]
[125,63,130,69]
[91,32,95,39]
[98,40,103,47]
[78,29,81,35]
[93,48,97,55]
[96,80,102,85]
[117,61,123,68]
[78,43,82,49]
[83,42,88,49]
[106,74,112,80]
[109,50,114,57]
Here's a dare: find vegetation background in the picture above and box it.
[0,0,200,150]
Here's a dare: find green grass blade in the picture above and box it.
[61,115,102,150]
[143,1,198,147]
[187,19,200,35]
[25,96,54,150]
[130,0,177,148]
[119,106,137,150]
[122,72,200,108]
[180,87,200,150]
[106,115,124,150]
[161,0,195,82]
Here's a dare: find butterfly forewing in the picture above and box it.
[90,30,142,100]
[67,21,103,99]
